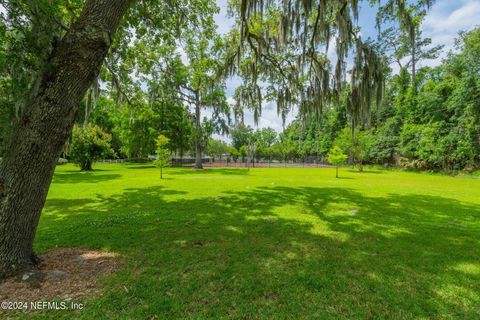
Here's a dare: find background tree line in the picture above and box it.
[274,28,480,171]
[3,26,478,171]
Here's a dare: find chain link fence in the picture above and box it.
[171,157,332,168]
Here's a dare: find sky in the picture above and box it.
[211,0,480,139]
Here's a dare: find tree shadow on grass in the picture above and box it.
[36,184,480,319]
[167,168,251,176]
[335,176,354,180]
[346,169,384,174]
[125,165,156,169]
[51,172,122,184]
[61,168,111,172]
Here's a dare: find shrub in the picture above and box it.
[69,125,114,171]
[227,146,240,161]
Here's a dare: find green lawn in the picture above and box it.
[29,164,480,319]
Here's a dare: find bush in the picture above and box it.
[69,125,114,171]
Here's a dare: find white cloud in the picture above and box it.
[215,0,234,35]
[242,101,296,133]
[211,100,296,142]
[175,46,189,64]
[422,0,480,67]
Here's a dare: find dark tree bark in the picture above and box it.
[0,0,133,279]
[81,161,93,171]
[84,87,95,128]
[194,91,203,170]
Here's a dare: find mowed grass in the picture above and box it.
[27,164,480,319]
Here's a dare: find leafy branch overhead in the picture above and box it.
[226,0,435,127]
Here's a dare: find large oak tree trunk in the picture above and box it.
[0,0,133,279]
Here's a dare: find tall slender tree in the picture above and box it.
[178,34,230,169]
[377,0,437,83]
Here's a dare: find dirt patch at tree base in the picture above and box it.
[0,248,119,316]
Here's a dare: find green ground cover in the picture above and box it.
[26,164,480,319]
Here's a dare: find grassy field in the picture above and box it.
[26,164,480,319]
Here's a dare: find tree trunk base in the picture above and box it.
[0,253,40,281]
[81,163,93,171]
